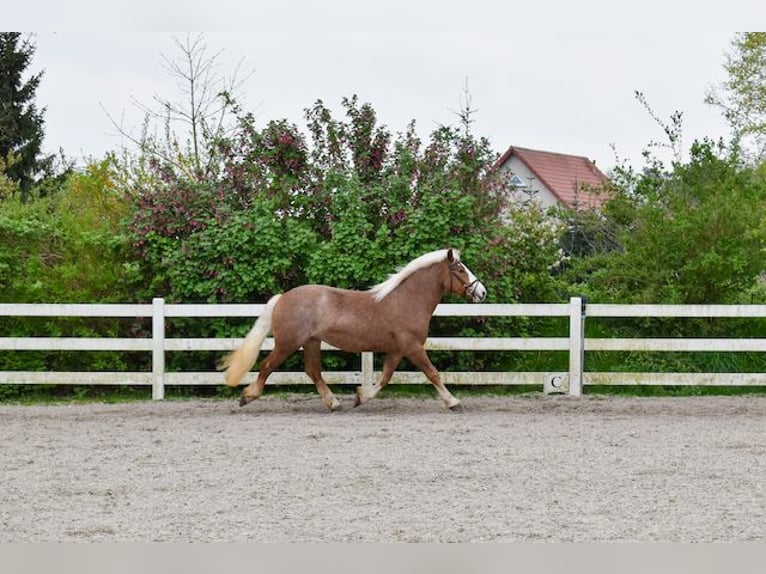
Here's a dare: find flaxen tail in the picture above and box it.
[218,294,282,387]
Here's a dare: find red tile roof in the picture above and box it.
[496,146,610,209]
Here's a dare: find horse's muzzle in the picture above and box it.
[467,280,487,302]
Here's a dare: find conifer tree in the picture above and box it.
[0,33,50,199]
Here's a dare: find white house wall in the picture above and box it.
[500,156,559,209]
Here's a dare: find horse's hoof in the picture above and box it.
[326,398,342,412]
[239,395,254,407]
[352,393,362,408]
[448,402,463,412]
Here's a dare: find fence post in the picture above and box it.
[568,296,585,397]
[152,297,165,400]
[361,352,374,387]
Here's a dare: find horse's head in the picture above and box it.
[445,249,487,303]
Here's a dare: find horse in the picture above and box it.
[219,248,487,410]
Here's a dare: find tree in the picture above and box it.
[107,33,250,182]
[120,88,566,373]
[0,33,51,199]
[706,32,766,161]
[566,140,766,305]
[0,158,134,378]
[634,90,684,165]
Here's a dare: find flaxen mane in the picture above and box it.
[368,249,458,302]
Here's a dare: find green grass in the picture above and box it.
[582,384,766,397]
[2,382,765,405]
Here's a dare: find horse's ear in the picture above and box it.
[447,248,455,263]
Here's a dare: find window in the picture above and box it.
[509,173,527,188]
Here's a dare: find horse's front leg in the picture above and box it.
[354,353,401,407]
[405,347,461,410]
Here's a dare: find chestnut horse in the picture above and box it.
[219,248,486,410]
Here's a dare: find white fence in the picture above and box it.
[1,297,765,399]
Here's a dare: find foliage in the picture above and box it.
[559,55,766,371]
[561,87,766,314]
[118,93,565,372]
[706,32,766,161]
[0,33,53,198]
[161,203,318,303]
[8,30,766,383]
[565,140,766,305]
[124,93,562,308]
[1,157,131,302]
[0,155,20,199]
[556,138,766,377]
[0,157,133,372]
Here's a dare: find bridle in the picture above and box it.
[448,260,482,300]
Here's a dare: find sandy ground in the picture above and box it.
[1,393,764,542]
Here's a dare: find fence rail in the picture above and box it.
[1,298,764,399]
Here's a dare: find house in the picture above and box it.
[495,145,610,210]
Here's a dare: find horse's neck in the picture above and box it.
[385,264,445,316]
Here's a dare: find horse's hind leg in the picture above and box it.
[405,346,461,410]
[240,343,294,407]
[354,353,401,407]
[304,338,341,411]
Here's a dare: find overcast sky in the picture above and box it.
[8,1,764,174]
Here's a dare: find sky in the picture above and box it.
[7,1,765,174]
